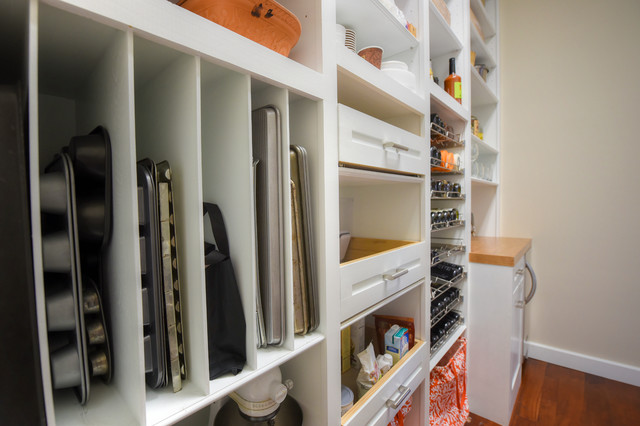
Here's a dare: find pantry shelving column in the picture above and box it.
[335,0,430,424]
[469,0,500,236]
[427,0,472,372]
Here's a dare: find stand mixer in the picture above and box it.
[215,366,302,425]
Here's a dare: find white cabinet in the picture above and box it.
[1,0,500,424]
[468,237,531,426]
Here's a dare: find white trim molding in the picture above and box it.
[525,341,640,387]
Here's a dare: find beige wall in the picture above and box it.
[499,0,640,367]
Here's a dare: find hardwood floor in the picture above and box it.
[466,358,640,426]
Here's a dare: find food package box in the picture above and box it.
[341,327,351,373]
[384,325,409,365]
[431,0,451,26]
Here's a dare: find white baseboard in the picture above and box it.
[525,341,640,387]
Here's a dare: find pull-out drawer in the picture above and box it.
[340,241,427,321]
[342,340,428,426]
[338,104,427,176]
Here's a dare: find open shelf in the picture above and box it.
[470,23,496,69]
[470,0,496,39]
[471,177,499,187]
[429,79,469,122]
[337,46,426,135]
[336,0,419,58]
[471,66,498,107]
[472,134,499,155]
[429,0,463,58]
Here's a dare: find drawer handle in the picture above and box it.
[515,301,525,309]
[383,141,409,152]
[383,268,409,281]
[386,385,411,409]
[516,268,525,276]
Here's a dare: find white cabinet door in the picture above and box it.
[340,241,427,321]
[510,272,525,409]
[338,104,427,176]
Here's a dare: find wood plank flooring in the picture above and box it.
[466,358,640,426]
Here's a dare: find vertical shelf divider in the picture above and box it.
[200,64,257,381]
[75,28,147,425]
[133,39,209,423]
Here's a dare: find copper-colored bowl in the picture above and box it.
[357,46,383,69]
[180,0,302,57]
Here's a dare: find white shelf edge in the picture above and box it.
[470,0,496,39]
[429,324,467,370]
[339,166,425,185]
[471,177,499,187]
[428,0,463,57]
[470,23,496,69]
[429,79,469,121]
[337,45,427,115]
[470,66,498,107]
[49,0,329,101]
[340,279,426,330]
[472,134,499,154]
[149,334,325,426]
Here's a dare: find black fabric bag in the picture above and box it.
[203,203,246,380]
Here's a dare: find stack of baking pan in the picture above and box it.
[252,106,318,348]
[137,159,186,392]
[40,126,113,405]
[290,145,318,335]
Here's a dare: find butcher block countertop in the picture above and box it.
[470,237,532,267]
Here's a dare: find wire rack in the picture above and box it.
[430,122,464,149]
[431,272,466,300]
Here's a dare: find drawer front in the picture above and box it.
[338,104,427,176]
[340,242,427,321]
[344,342,428,426]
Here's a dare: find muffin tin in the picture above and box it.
[41,153,89,404]
[137,159,185,391]
[40,127,113,405]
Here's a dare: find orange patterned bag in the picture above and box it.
[388,395,413,426]
[429,338,468,426]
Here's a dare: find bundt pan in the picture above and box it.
[179,0,301,57]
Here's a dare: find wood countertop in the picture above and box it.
[470,236,532,267]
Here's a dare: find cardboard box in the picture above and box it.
[384,325,409,365]
[432,0,451,26]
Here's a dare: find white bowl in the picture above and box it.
[381,60,408,71]
[381,66,416,91]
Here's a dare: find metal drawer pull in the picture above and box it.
[383,268,409,281]
[515,301,524,309]
[386,385,411,409]
[383,141,409,152]
[516,268,525,276]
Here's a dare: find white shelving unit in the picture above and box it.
[4,0,498,424]
[469,0,500,238]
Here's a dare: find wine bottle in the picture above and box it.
[444,57,462,104]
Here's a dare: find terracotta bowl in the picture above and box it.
[180,0,301,57]
[358,46,383,69]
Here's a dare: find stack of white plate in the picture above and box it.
[345,28,356,52]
